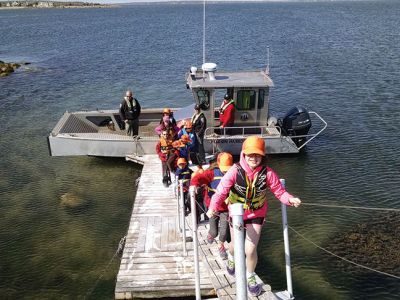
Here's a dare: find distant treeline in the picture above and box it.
[0,1,106,8]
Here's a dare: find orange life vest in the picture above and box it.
[159,137,173,154]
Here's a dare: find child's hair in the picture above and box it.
[177,157,187,167]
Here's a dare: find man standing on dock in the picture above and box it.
[119,90,141,136]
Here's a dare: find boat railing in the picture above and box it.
[204,111,327,151]
[204,125,281,137]
[295,111,327,150]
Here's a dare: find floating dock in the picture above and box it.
[115,155,280,299]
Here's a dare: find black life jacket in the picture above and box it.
[228,164,268,210]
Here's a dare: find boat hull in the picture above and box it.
[48,108,304,157]
[48,134,299,157]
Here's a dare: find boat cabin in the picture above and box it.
[186,63,274,134]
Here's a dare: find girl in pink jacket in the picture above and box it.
[207,136,301,296]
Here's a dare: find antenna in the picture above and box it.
[203,0,206,65]
[266,46,270,75]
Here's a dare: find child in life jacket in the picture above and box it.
[175,134,191,162]
[207,136,302,297]
[175,157,193,215]
[178,120,199,165]
[155,115,180,139]
[155,130,176,187]
[191,152,233,260]
[161,108,177,126]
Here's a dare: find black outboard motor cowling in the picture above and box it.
[278,106,312,147]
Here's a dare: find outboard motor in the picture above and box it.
[278,106,312,147]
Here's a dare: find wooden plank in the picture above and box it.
[138,218,149,253]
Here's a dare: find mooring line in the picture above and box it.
[301,202,400,212]
[84,250,119,299]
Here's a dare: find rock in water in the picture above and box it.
[60,192,86,209]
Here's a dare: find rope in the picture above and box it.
[84,250,119,299]
[84,232,127,299]
[301,202,400,212]
[183,189,400,285]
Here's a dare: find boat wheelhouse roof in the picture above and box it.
[186,69,274,89]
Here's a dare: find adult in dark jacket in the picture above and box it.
[191,104,207,164]
[119,90,141,136]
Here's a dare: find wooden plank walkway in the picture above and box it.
[116,155,280,299]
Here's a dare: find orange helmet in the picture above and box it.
[163,108,171,114]
[180,134,191,144]
[172,140,182,148]
[217,152,234,172]
[242,136,265,156]
[177,157,187,166]
[184,120,193,129]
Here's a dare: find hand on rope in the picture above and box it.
[289,197,302,207]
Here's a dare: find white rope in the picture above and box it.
[84,250,119,299]
[301,202,400,212]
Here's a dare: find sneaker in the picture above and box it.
[247,274,262,296]
[218,244,228,260]
[162,176,168,187]
[226,258,235,276]
[207,233,214,244]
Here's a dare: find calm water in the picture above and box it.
[1,1,399,299]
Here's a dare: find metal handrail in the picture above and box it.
[189,186,201,300]
[280,179,294,299]
[296,111,327,150]
[204,125,276,137]
[177,179,187,256]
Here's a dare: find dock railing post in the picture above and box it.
[189,186,201,300]
[179,180,187,256]
[280,179,294,298]
[177,177,181,231]
[231,203,247,300]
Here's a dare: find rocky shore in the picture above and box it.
[0,1,111,9]
[0,61,30,77]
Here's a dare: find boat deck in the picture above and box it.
[115,155,279,299]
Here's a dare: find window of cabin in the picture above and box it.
[196,90,210,110]
[258,89,265,109]
[237,90,256,111]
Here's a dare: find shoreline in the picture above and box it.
[0,5,115,10]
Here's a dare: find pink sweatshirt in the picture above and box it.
[209,151,294,221]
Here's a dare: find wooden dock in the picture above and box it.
[116,155,280,299]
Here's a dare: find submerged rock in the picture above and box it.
[325,212,400,275]
[60,192,87,209]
